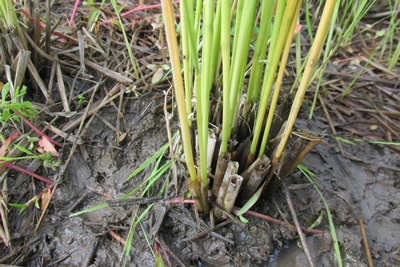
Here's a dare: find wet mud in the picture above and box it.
[1,94,399,266]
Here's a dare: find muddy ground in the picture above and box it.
[1,1,399,267]
[1,94,399,266]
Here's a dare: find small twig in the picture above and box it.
[0,188,10,247]
[47,248,77,266]
[107,196,164,207]
[156,236,186,267]
[21,29,76,68]
[61,82,120,133]
[371,113,400,138]
[82,239,99,267]
[359,217,374,267]
[99,1,181,26]
[64,53,132,84]
[323,69,399,86]
[272,196,294,229]
[181,220,232,242]
[67,191,89,212]
[163,88,179,195]
[232,207,325,235]
[166,197,325,235]
[318,94,345,156]
[283,184,315,267]
[166,198,196,205]
[344,153,400,172]
[116,84,125,142]
[56,62,71,113]
[170,208,233,244]
[155,240,172,267]
[12,110,63,147]
[86,186,111,197]
[35,183,58,232]
[94,114,117,132]
[109,231,126,246]
[211,201,247,229]
[0,225,9,247]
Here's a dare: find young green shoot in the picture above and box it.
[221,0,258,154]
[0,83,37,127]
[298,164,342,267]
[110,0,139,78]
[84,0,107,32]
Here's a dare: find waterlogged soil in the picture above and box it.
[1,93,399,266]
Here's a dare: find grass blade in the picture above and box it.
[298,164,342,267]
[109,0,139,78]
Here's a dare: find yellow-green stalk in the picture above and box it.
[197,0,215,213]
[258,0,302,157]
[245,0,274,106]
[220,0,231,155]
[221,0,258,154]
[248,0,293,161]
[180,0,195,126]
[275,0,338,160]
[161,0,203,211]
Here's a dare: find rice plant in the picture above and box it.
[161,0,339,216]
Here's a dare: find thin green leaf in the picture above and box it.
[109,0,139,78]
[123,204,154,257]
[14,144,35,155]
[298,164,342,267]
[238,214,249,223]
[0,155,38,162]
[69,203,108,217]
[125,142,169,182]
[141,161,172,195]
[308,210,324,229]
[333,136,356,145]
[2,82,10,100]
[34,198,40,209]
[368,140,400,146]
[234,181,265,216]
[9,203,28,214]
[155,252,166,267]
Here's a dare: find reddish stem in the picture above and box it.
[236,208,326,235]
[26,184,54,204]
[100,1,180,25]
[12,110,63,148]
[18,8,75,43]
[166,197,325,235]
[166,197,195,204]
[2,161,54,185]
[69,0,81,27]
[109,231,126,246]
[154,240,172,267]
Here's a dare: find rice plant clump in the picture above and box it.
[161,0,337,216]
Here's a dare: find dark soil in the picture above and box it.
[1,1,399,267]
[2,95,399,266]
